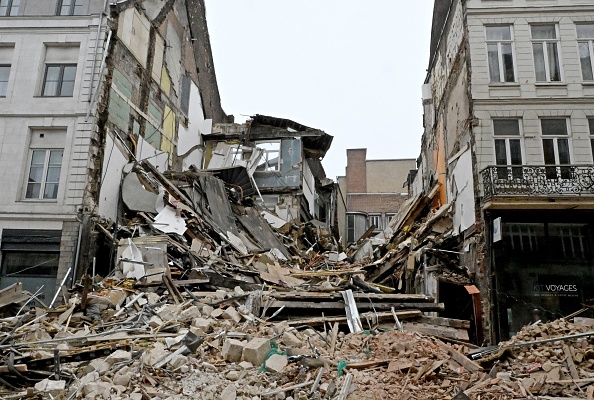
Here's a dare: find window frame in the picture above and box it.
[531,24,563,83]
[57,0,83,16]
[24,148,64,200]
[493,119,524,179]
[41,63,77,97]
[540,118,572,179]
[577,23,594,81]
[255,141,281,172]
[588,118,594,163]
[368,214,382,231]
[0,0,19,16]
[0,64,10,97]
[485,25,517,83]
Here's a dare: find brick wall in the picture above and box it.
[347,193,408,214]
[56,221,80,292]
[346,148,367,193]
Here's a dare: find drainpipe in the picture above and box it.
[87,0,109,104]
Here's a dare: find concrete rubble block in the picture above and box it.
[220,384,237,400]
[226,370,240,381]
[89,357,111,375]
[222,306,242,323]
[239,361,254,370]
[179,305,202,322]
[145,342,171,367]
[222,338,245,362]
[130,393,143,400]
[282,331,302,348]
[168,354,188,369]
[106,349,132,366]
[112,366,132,386]
[242,338,271,366]
[265,354,288,373]
[201,304,215,316]
[192,317,214,333]
[149,315,164,328]
[87,288,127,307]
[155,304,181,321]
[211,308,225,319]
[82,381,112,397]
[34,379,66,397]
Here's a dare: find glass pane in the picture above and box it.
[487,26,511,41]
[0,81,6,96]
[557,139,570,164]
[73,2,83,15]
[590,119,594,135]
[31,150,46,164]
[2,252,59,276]
[60,0,72,15]
[43,183,59,199]
[0,6,6,17]
[547,42,561,81]
[509,139,522,165]
[8,0,18,16]
[45,166,61,183]
[0,66,9,81]
[577,24,594,39]
[533,44,546,81]
[579,42,593,81]
[49,150,63,165]
[493,119,520,136]
[541,119,567,135]
[591,138,594,162]
[532,25,556,40]
[502,43,515,82]
[28,166,43,183]
[495,139,507,165]
[487,44,501,82]
[543,139,555,164]
[62,65,76,81]
[25,183,40,199]
[43,66,61,96]
[60,80,74,96]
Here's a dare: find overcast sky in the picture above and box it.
[204,1,434,179]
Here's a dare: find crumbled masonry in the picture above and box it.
[2,162,594,399]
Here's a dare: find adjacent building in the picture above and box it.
[407,0,594,343]
[337,149,414,245]
[0,0,225,303]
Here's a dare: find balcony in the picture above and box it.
[481,165,594,201]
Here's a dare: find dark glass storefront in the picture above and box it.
[493,212,594,341]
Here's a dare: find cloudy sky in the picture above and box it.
[205,1,434,179]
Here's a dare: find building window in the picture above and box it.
[25,149,63,200]
[0,65,9,96]
[42,64,76,97]
[486,25,515,83]
[493,119,523,179]
[541,119,571,179]
[369,214,382,231]
[256,141,281,172]
[57,0,83,16]
[0,0,19,16]
[531,25,561,82]
[577,24,594,81]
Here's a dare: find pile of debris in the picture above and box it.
[3,282,594,400]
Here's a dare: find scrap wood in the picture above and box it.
[435,340,483,372]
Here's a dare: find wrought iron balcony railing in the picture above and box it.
[481,165,594,198]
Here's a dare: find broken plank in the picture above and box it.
[563,345,580,381]
[435,340,483,372]
[415,316,471,330]
[267,300,444,312]
[403,322,469,342]
[285,310,422,327]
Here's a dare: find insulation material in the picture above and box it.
[153,206,187,235]
[448,147,475,235]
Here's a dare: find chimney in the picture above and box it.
[346,148,367,194]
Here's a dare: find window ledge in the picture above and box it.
[581,81,594,86]
[534,82,566,87]
[19,199,59,203]
[489,83,520,88]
